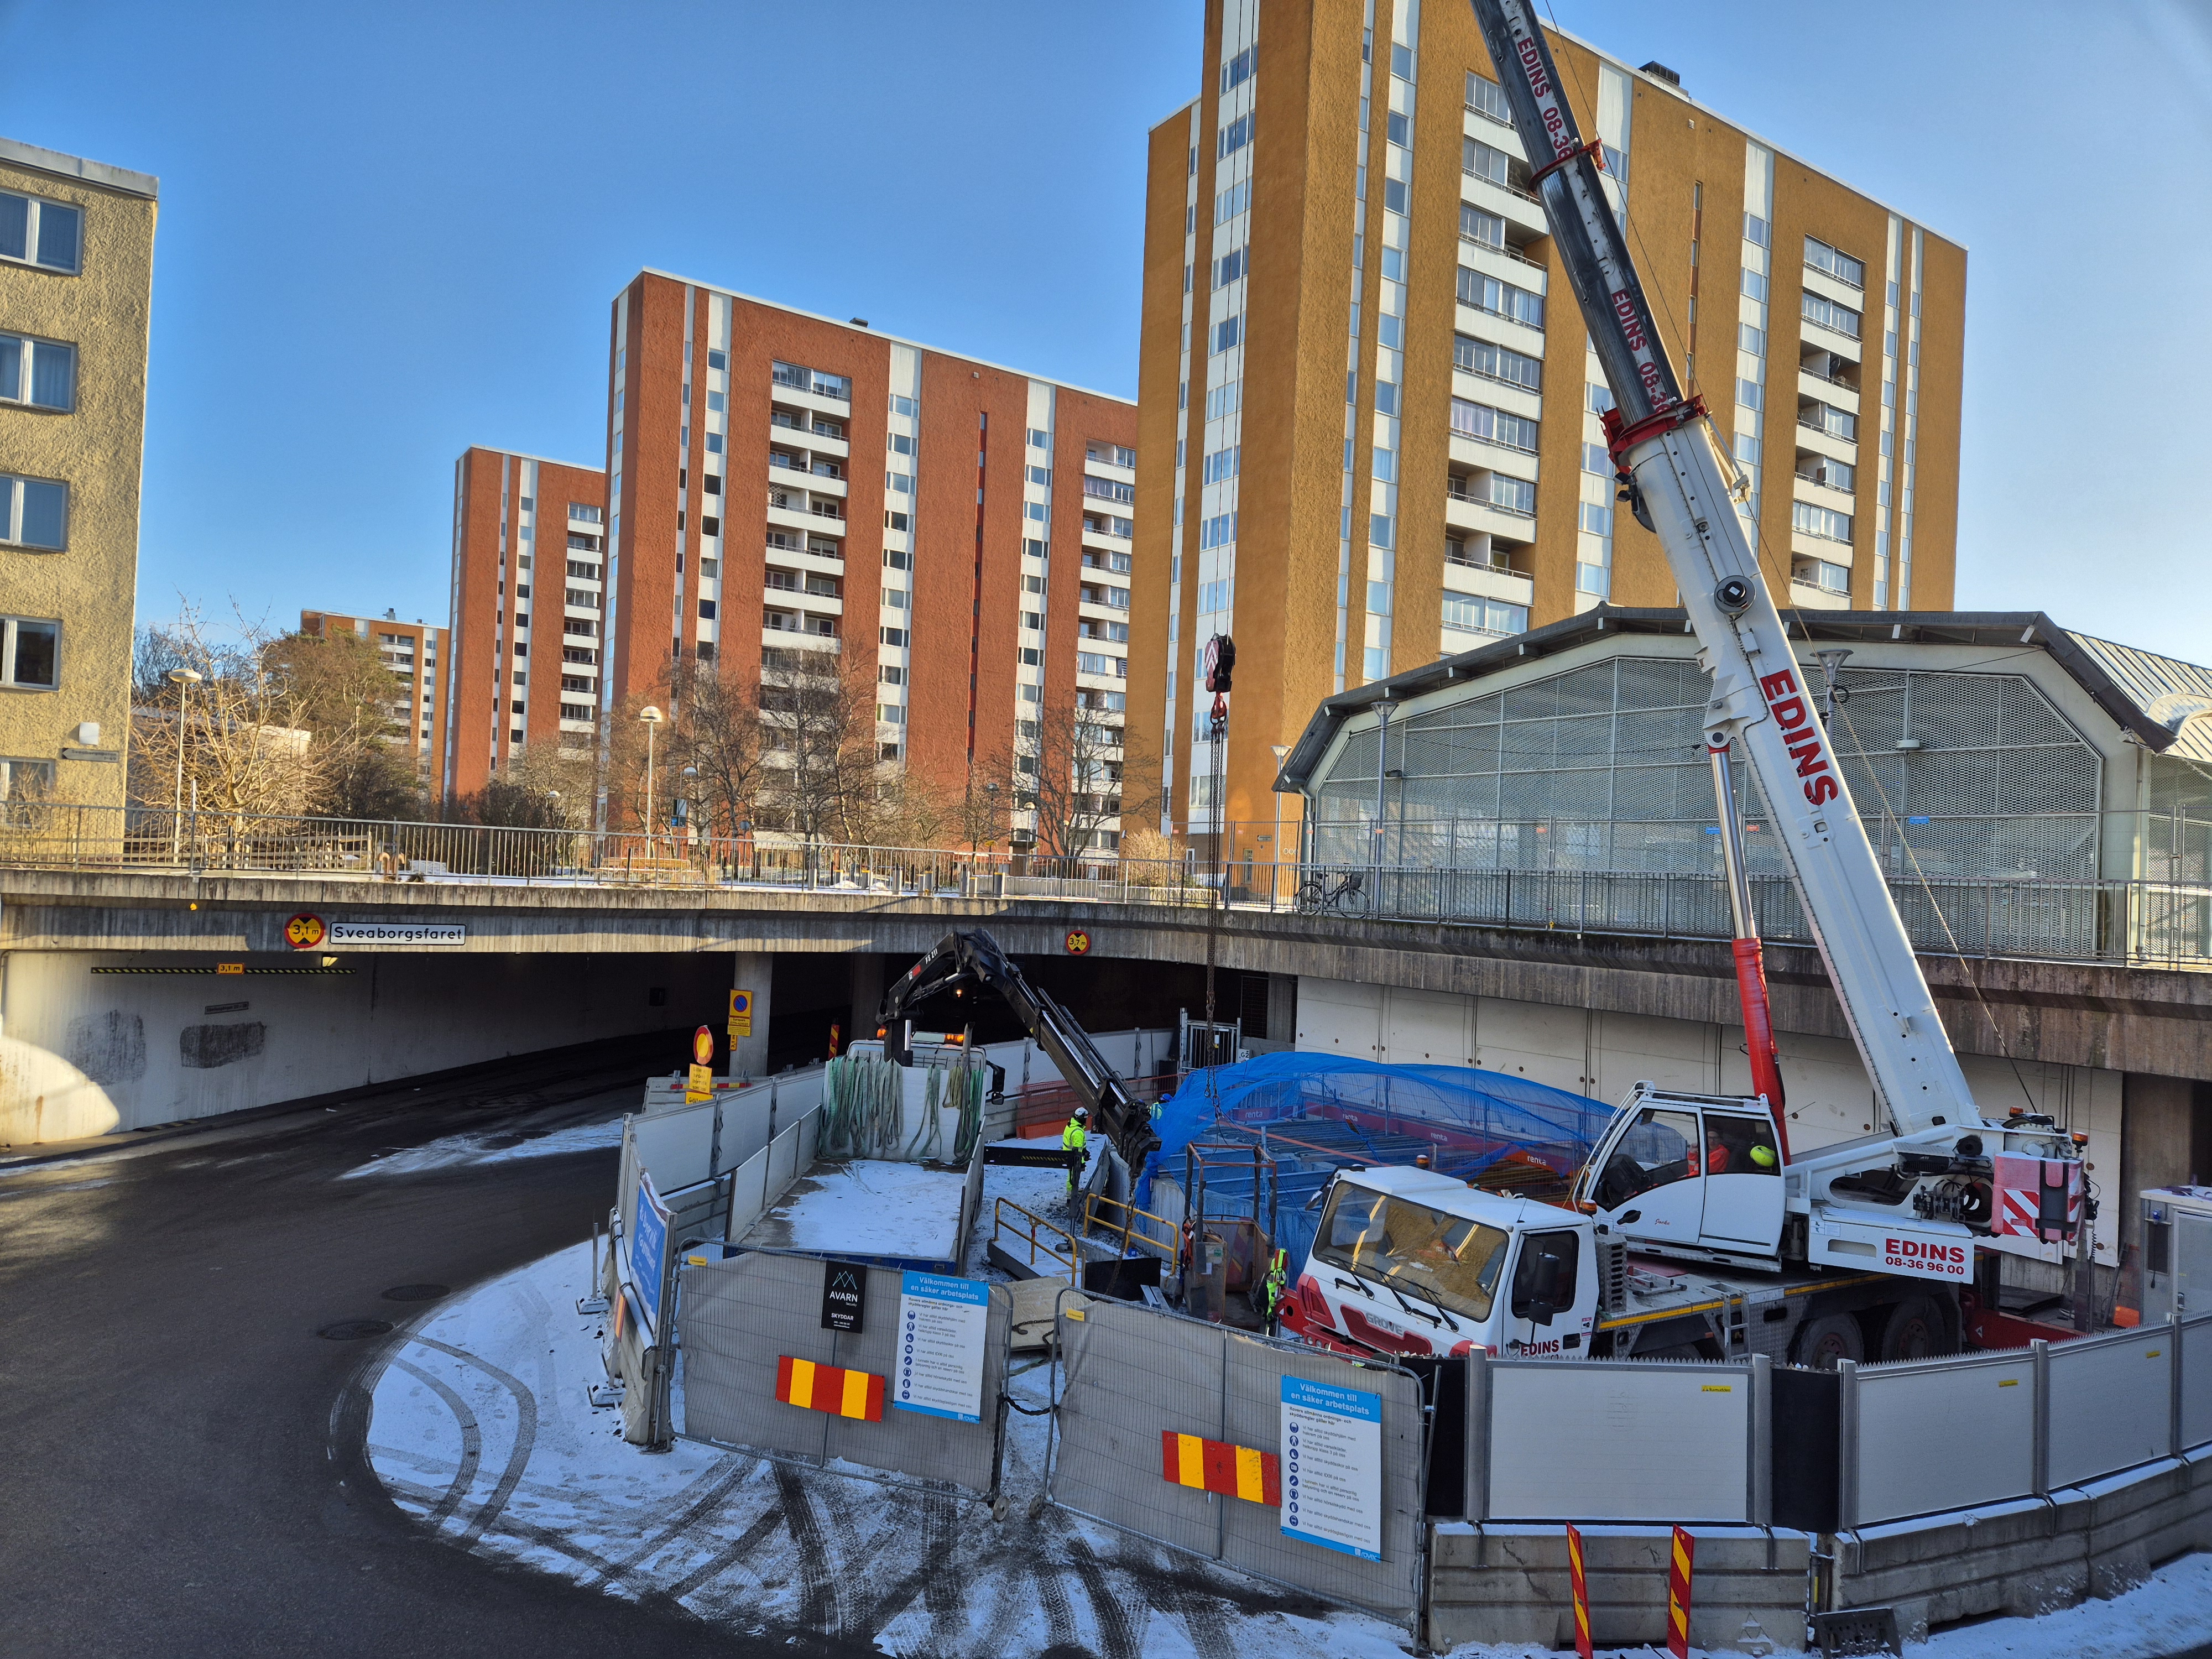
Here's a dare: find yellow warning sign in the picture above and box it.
[687,1062,714,1103]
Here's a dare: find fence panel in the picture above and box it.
[1484,1360,1752,1524]
[678,1251,1009,1495]
[1854,1351,2037,1525]
[2188,1316,2212,1451]
[2048,1326,2176,1489]
[1050,1297,1422,1625]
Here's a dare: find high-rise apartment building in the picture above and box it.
[442,446,607,801]
[603,273,1139,845]
[1129,2,1963,855]
[298,609,452,787]
[0,138,156,807]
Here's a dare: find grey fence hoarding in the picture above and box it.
[1472,1352,1768,1526]
[677,1250,1011,1496]
[614,1066,825,1242]
[1047,1295,1426,1627]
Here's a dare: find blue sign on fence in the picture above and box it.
[629,1171,671,1339]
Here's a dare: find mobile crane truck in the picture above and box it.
[1279,0,2090,1369]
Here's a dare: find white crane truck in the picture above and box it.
[1279,0,2089,1369]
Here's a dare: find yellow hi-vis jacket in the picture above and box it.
[1062,1119,1088,1154]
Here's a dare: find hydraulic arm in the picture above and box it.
[879,929,1160,1169]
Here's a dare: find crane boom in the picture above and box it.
[1467,0,1974,1140]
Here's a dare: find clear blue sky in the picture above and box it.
[3,1,2206,661]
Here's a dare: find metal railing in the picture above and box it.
[1,803,2205,969]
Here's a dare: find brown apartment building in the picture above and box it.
[441,447,607,801]
[602,273,1139,844]
[298,609,451,789]
[1128,0,1964,860]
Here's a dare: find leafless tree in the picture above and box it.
[1015,695,1133,858]
[129,607,326,824]
[758,650,880,843]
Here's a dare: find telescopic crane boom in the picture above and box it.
[1467,0,2083,1275]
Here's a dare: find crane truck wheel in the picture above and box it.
[1876,1293,1955,1362]
[1793,1313,1865,1370]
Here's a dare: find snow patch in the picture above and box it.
[341,1115,624,1179]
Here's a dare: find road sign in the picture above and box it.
[821,1261,867,1333]
[686,1063,713,1103]
[728,989,754,1037]
[1279,1375,1383,1560]
[692,1025,714,1067]
[628,1172,672,1340]
[1065,928,1091,956]
[892,1270,989,1422]
[284,912,325,950]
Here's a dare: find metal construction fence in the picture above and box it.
[678,1250,1012,1497]
[615,1066,827,1245]
[1047,1293,1428,1627]
[2,800,2205,968]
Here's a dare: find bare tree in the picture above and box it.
[759,650,879,844]
[128,607,325,823]
[263,628,421,819]
[1016,695,1133,858]
[668,660,767,842]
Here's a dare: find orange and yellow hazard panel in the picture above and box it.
[1159,1431,1280,1505]
[775,1355,884,1422]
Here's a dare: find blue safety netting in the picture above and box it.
[1138,1052,1610,1273]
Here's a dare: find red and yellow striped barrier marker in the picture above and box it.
[1159,1431,1280,1505]
[1666,1524,1695,1658]
[775,1355,884,1422]
[1565,1522,1593,1659]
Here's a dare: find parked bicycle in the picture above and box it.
[1295,868,1369,915]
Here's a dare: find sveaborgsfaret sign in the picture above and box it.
[326,922,466,946]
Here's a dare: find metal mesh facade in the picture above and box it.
[1048,1296,1426,1626]
[679,1251,1010,1496]
[1310,656,2105,884]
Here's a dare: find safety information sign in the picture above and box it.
[327,922,466,946]
[891,1270,989,1422]
[1279,1375,1383,1560]
[628,1171,671,1340]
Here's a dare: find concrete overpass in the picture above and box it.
[3,863,2206,1276]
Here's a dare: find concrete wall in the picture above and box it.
[0,949,729,1141]
[1295,973,2128,1278]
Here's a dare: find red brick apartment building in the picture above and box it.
[298,609,450,790]
[601,272,1140,842]
[440,447,607,801]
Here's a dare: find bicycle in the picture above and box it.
[1295,869,1369,915]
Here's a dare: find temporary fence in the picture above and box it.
[1047,1293,1428,1627]
[2,800,2206,969]
[678,1250,1013,1497]
[614,1064,827,1246]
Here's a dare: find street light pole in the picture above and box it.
[638,705,664,841]
[168,667,202,864]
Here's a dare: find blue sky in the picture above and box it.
[2,1,2206,661]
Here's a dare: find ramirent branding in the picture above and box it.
[326,922,466,946]
[1756,669,1843,808]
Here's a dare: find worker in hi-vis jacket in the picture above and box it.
[1062,1108,1089,1204]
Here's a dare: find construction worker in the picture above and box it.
[1062,1107,1089,1204]
[1261,1248,1290,1333]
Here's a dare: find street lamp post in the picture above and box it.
[638,705,664,843]
[168,667,202,863]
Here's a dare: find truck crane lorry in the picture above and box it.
[1280,0,2090,1368]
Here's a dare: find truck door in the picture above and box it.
[1699,1109,1785,1251]
[1504,1228,1593,1357]
[1592,1106,1705,1242]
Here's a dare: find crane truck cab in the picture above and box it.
[1281,1166,1599,1361]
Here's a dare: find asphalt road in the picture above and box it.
[0,1036,867,1659]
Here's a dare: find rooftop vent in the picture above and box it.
[1639,60,1682,87]
[849,317,869,327]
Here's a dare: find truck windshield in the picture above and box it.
[1313,1185,1511,1321]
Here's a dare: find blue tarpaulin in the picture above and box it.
[1139,1053,1610,1272]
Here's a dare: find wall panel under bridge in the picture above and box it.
[0,951,731,1141]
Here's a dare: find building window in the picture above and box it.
[1801,291,1863,340]
[0,333,75,410]
[1083,474,1136,505]
[1459,204,1506,251]
[1218,113,1253,158]
[560,702,592,722]
[1212,316,1241,354]
[0,191,82,274]
[0,616,60,688]
[1457,268,1545,329]
[0,757,56,800]
[1450,398,1538,452]
[1465,71,1512,123]
[1441,594,1528,638]
[0,475,67,550]
[1804,235,1866,289]
[880,626,907,646]
[1454,335,1541,393]
[1792,500,1854,542]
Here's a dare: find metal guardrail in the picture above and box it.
[0,803,2206,969]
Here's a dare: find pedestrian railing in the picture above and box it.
[0,802,2206,970]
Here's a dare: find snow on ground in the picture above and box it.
[341,1115,625,1179]
[738,1159,966,1262]
[1919,1552,2212,1659]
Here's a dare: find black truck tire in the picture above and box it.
[1794,1312,1865,1369]
[1877,1293,1956,1361]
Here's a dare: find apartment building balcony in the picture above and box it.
[1459,171,1550,245]
[1790,521,1855,566]
[1453,295,1546,361]
[1078,591,1131,620]
[1788,572,1853,610]
[1457,235,1550,294]
[1441,548,1536,607]
[1791,470,1857,519]
[759,625,841,657]
[1795,406,1859,462]
[1797,367,1860,416]
[1083,458,1136,490]
[763,610,842,640]
[764,577,844,615]
[1444,483,1537,542]
[1450,367,1543,422]
[768,378,852,420]
[1448,431,1540,483]
[1801,263,1865,311]
[766,500,845,539]
[764,541,846,578]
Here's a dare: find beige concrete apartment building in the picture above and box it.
[0,138,157,808]
[299,608,452,789]
[1128,1,1964,855]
